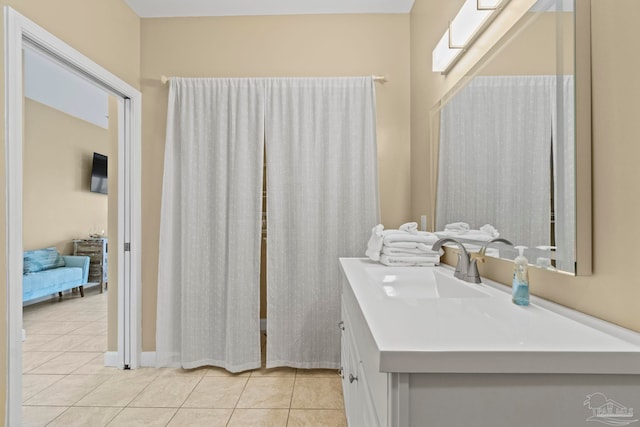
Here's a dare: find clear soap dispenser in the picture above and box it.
[512,246,530,306]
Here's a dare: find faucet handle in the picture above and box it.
[470,252,486,264]
[467,240,512,284]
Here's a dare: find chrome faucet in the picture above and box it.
[432,238,476,283]
[432,237,513,284]
[469,238,514,283]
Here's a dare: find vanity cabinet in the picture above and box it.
[339,258,640,427]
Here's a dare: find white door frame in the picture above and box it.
[4,7,142,425]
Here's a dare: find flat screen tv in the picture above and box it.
[90,152,108,194]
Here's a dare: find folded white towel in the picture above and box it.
[435,230,494,242]
[458,232,495,242]
[437,223,499,239]
[384,241,420,249]
[368,225,442,261]
[365,224,385,261]
[382,246,441,257]
[399,222,418,234]
[480,224,500,238]
[444,222,470,233]
[416,243,445,256]
[382,231,439,246]
[380,254,439,267]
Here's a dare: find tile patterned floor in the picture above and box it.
[22,287,346,426]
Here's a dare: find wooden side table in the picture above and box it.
[73,238,108,292]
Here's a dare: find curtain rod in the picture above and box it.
[160,75,387,84]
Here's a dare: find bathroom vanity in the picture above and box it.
[339,258,640,427]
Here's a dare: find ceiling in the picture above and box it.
[124,0,415,18]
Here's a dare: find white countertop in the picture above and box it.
[339,258,640,374]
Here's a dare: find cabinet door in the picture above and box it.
[342,295,382,427]
[340,307,348,416]
[358,362,382,427]
[340,301,356,426]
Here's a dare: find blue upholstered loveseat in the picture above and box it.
[23,247,90,303]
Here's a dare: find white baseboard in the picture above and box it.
[106,328,266,370]
[104,351,156,368]
[104,351,119,367]
[141,352,156,367]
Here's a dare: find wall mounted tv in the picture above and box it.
[90,152,108,194]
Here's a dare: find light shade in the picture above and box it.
[432,29,463,74]
[478,0,504,8]
[450,0,494,48]
[432,0,509,74]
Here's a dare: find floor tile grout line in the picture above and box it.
[105,406,127,426]
[22,352,66,374]
[209,367,255,426]
[174,370,207,410]
[25,371,112,407]
[285,368,298,425]
[122,374,162,409]
[232,371,252,410]
[68,373,119,408]
[21,374,66,403]
[42,405,71,427]
[40,404,124,427]
[159,407,180,427]
[25,350,106,376]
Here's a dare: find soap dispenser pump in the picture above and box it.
[512,246,530,306]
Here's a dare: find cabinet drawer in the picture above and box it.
[82,254,104,263]
[76,246,102,255]
[75,247,103,254]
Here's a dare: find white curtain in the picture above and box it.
[156,78,264,372]
[264,77,379,369]
[436,76,554,249]
[552,75,576,273]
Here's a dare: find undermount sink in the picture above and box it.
[365,266,489,300]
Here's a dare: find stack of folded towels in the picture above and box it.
[435,222,500,242]
[365,222,442,267]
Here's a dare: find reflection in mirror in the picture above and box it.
[433,0,577,274]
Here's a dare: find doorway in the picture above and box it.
[4,7,142,425]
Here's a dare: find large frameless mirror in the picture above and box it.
[431,0,591,275]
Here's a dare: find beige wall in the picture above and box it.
[140,14,411,351]
[480,12,574,76]
[410,0,640,333]
[3,0,640,419]
[410,0,463,231]
[0,0,140,420]
[23,99,109,253]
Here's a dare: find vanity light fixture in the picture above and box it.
[432,0,511,74]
